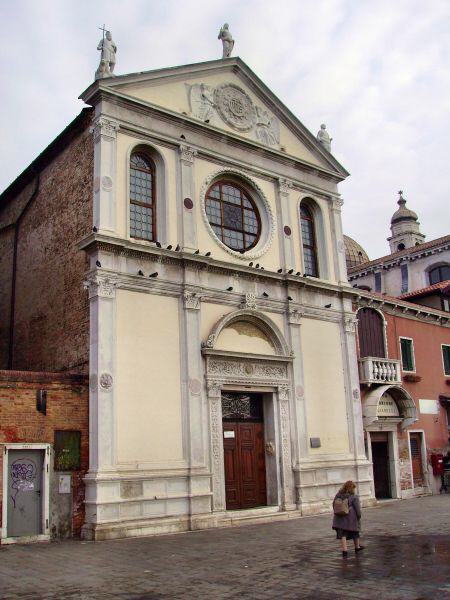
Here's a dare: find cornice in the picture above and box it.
[79,232,351,298]
[353,290,450,326]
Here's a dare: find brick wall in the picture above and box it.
[0,370,89,538]
[0,109,94,373]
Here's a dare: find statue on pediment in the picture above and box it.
[218,23,234,58]
[96,29,117,79]
[317,123,332,152]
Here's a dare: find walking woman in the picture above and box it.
[332,480,364,558]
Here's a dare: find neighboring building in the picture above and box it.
[0,56,373,542]
[354,293,450,499]
[0,370,88,542]
[347,193,450,298]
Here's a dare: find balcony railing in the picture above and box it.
[358,357,401,385]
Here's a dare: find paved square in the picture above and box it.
[0,495,449,599]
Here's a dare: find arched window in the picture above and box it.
[300,204,319,277]
[205,181,261,251]
[429,265,450,285]
[357,308,385,358]
[130,153,156,241]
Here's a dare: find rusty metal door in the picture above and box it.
[7,449,44,537]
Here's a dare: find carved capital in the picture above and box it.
[207,381,223,398]
[183,290,201,310]
[288,308,303,325]
[240,292,257,310]
[278,178,293,195]
[278,385,290,402]
[91,116,120,141]
[344,316,358,333]
[179,144,197,164]
[83,274,118,299]
[331,197,344,211]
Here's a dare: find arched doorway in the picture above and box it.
[202,309,295,513]
[363,385,417,499]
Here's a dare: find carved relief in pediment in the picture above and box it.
[187,81,280,147]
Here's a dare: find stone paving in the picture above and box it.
[0,495,449,600]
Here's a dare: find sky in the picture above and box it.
[1,0,449,258]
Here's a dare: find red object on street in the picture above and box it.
[431,453,445,476]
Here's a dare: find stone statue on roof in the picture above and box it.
[218,23,234,58]
[96,29,117,79]
[317,123,332,152]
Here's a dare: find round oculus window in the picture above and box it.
[205,182,261,252]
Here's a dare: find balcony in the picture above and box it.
[358,357,401,385]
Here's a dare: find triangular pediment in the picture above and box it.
[81,58,347,177]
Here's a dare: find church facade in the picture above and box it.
[1,57,373,541]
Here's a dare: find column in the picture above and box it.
[207,381,226,512]
[277,385,296,510]
[84,273,118,473]
[277,178,296,270]
[91,116,120,233]
[179,144,198,252]
[329,197,348,285]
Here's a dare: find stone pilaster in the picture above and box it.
[341,312,366,460]
[277,385,296,510]
[179,144,198,251]
[277,178,296,270]
[207,381,226,512]
[329,197,348,284]
[83,273,118,473]
[91,116,120,233]
[286,309,309,465]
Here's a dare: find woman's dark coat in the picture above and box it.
[332,492,361,532]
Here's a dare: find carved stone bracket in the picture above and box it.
[91,116,120,142]
[183,290,201,310]
[83,274,118,299]
[240,292,257,310]
[179,144,198,165]
[278,178,293,195]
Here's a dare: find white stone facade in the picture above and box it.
[78,58,373,540]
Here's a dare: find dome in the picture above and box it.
[391,193,418,225]
[344,235,370,269]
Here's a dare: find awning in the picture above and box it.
[363,384,418,429]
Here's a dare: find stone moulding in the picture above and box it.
[199,168,276,260]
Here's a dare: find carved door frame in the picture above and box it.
[204,352,295,512]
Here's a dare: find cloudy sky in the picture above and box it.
[1,0,449,258]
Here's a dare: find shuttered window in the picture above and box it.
[400,338,415,372]
[357,308,385,358]
[442,345,450,376]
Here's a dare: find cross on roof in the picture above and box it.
[98,24,107,40]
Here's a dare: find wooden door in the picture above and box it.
[357,308,385,358]
[409,433,424,486]
[223,421,267,510]
[371,439,391,498]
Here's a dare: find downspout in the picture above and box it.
[7,173,40,369]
